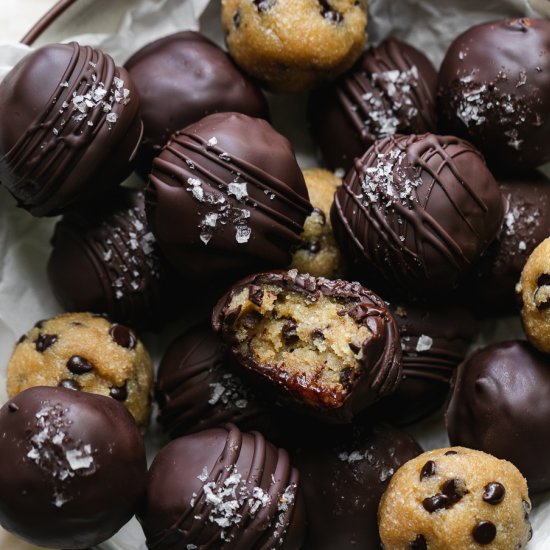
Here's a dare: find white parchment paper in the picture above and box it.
[0,0,549,548]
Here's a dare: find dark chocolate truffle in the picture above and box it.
[155,323,273,438]
[331,133,505,297]
[212,270,402,423]
[467,174,550,316]
[147,112,312,281]
[446,340,550,493]
[125,31,268,176]
[0,42,143,216]
[293,423,422,549]
[367,304,477,425]
[137,424,305,549]
[47,188,168,327]
[438,18,550,171]
[310,37,437,172]
[0,386,147,548]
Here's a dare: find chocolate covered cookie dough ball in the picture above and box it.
[0,42,142,216]
[290,168,345,278]
[518,237,550,352]
[378,447,532,550]
[438,18,550,171]
[137,424,305,549]
[221,0,367,92]
[0,386,147,549]
[7,313,153,430]
[310,37,437,172]
[213,270,401,422]
[125,31,268,175]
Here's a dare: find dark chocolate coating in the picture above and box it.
[293,423,422,550]
[147,112,312,282]
[0,42,143,216]
[467,175,550,316]
[446,340,550,493]
[47,188,169,327]
[367,304,477,425]
[156,323,274,438]
[438,18,550,171]
[137,424,305,549]
[310,37,437,172]
[212,270,402,423]
[125,31,268,176]
[0,386,147,548]
[331,133,505,297]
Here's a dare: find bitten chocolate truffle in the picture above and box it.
[156,323,273,439]
[293,423,422,549]
[331,134,505,297]
[125,31,268,176]
[47,189,167,327]
[137,424,305,549]
[212,270,402,423]
[468,175,550,316]
[438,18,550,171]
[0,42,142,216]
[147,112,312,281]
[446,341,550,493]
[310,37,438,172]
[0,386,147,549]
[368,304,477,425]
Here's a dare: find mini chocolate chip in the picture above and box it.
[109,324,137,349]
[522,500,531,521]
[110,384,128,401]
[312,329,325,340]
[307,240,321,254]
[233,9,241,28]
[312,208,327,225]
[17,334,27,344]
[58,379,81,391]
[224,306,242,325]
[8,403,19,412]
[473,520,496,544]
[282,319,299,345]
[67,355,94,374]
[240,310,263,329]
[249,285,264,306]
[420,460,436,480]
[534,286,550,310]
[34,319,46,329]
[441,478,467,505]
[483,482,505,505]
[422,494,449,513]
[34,334,58,352]
[339,367,354,390]
[70,321,83,327]
[318,0,343,22]
[444,450,458,456]
[253,0,276,12]
[409,534,427,550]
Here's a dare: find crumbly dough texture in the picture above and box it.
[7,313,153,430]
[228,284,371,407]
[221,0,367,92]
[291,168,345,279]
[518,236,550,353]
[378,447,532,550]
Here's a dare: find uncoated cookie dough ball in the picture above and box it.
[291,168,345,278]
[6,313,153,430]
[221,0,368,92]
[518,236,550,352]
[378,447,532,550]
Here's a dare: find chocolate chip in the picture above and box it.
[318,0,343,22]
[282,319,299,345]
[110,384,128,401]
[17,334,27,344]
[523,499,531,521]
[422,494,449,513]
[409,534,427,550]
[534,274,550,310]
[307,239,321,254]
[109,325,137,349]
[67,355,94,375]
[34,319,46,329]
[339,367,354,390]
[241,309,263,329]
[249,285,264,306]
[441,478,467,505]
[312,328,325,341]
[483,482,505,505]
[34,334,58,352]
[420,460,436,480]
[224,306,242,325]
[472,520,496,544]
[8,403,19,412]
[233,9,241,28]
[348,341,361,354]
[444,450,458,456]
[253,0,276,12]
[58,379,81,391]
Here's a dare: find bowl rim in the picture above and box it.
[21,0,78,45]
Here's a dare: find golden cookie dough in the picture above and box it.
[378,447,532,550]
[7,313,153,431]
[518,236,550,353]
[291,168,345,278]
[221,0,367,92]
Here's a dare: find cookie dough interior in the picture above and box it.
[227,285,371,407]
